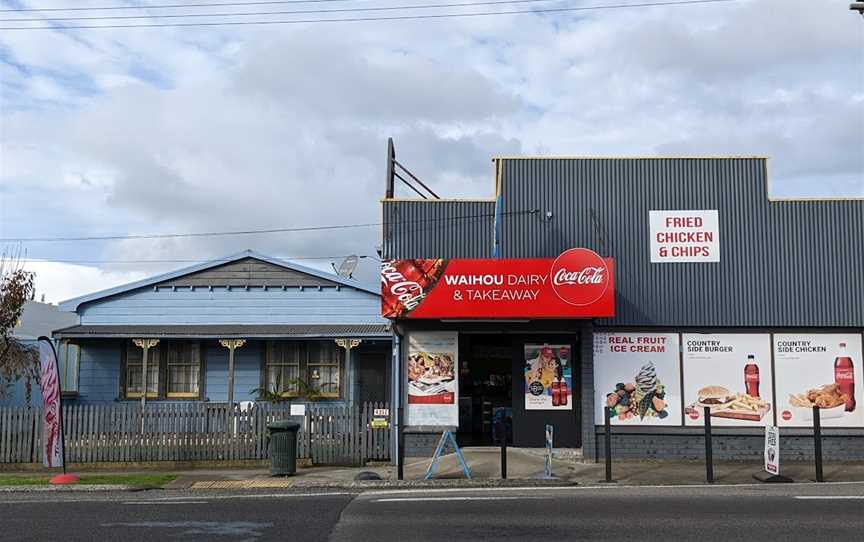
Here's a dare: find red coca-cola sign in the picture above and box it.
[550,248,610,306]
[381,250,615,319]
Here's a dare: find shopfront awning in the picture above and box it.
[52,324,391,339]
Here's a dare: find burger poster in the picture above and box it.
[406,332,459,426]
[774,334,864,428]
[593,332,682,426]
[524,344,572,410]
[683,334,773,427]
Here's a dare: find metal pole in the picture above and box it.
[397,406,405,481]
[703,406,714,484]
[813,405,823,483]
[604,406,613,483]
[499,420,507,479]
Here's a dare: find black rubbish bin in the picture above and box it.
[267,420,301,476]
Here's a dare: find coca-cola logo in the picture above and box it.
[781,410,792,421]
[835,369,854,382]
[549,248,610,306]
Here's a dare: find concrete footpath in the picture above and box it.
[3,448,863,491]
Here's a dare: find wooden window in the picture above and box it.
[265,341,302,397]
[125,343,160,398]
[307,342,342,398]
[166,342,201,398]
[58,340,80,395]
[264,341,343,399]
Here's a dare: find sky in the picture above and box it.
[0,0,862,304]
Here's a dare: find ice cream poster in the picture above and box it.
[774,334,864,428]
[406,331,459,426]
[682,334,774,427]
[524,344,573,411]
[593,333,682,425]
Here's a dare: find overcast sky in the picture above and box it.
[1,0,862,303]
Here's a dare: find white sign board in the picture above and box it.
[649,210,720,263]
[406,331,458,427]
[290,404,306,416]
[682,334,774,427]
[774,334,864,428]
[765,425,779,474]
[593,332,682,426]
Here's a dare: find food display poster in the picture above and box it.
[682,334,774,427]
[774,334,864,428]
[593,333,682,425]
[406,332,459,426]
[524,344,573,410]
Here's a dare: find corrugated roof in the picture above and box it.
[53,324,391,339]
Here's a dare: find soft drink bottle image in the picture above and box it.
[744,355,760,398]
[834,342,856,412]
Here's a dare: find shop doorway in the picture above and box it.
[455,333,581,448]
[457,335,513,446]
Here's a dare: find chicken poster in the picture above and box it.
[593,333,682,425]
[406,332,458,426]
[524,344,572,410]
[774,334,864,428]
[682,334,774,427]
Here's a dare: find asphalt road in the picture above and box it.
[2,484,864,541]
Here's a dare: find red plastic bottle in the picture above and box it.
[551,380,561,407]
[559,378,569,406]
[834,342,856,412]
[744,356,760,398]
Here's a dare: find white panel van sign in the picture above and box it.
[649,210,720,263]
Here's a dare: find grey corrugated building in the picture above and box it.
[382,154,864,462]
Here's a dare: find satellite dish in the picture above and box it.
[336,255,359,278]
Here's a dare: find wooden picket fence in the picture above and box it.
[0,401,390,466]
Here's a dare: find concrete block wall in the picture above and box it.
[404,433,447,457]
[595,431,864,461]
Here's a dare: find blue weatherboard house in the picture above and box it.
[50,251,391,406]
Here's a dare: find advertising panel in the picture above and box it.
[774,334,863,428]
[524,344,572,410]
[593,332,682,425]
[683,334,773,427]
[649,210,720,263]
[406,332,458,426]
[381,248,615,319]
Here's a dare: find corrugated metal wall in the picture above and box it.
[381,199,495,258]
[382,158,864,327]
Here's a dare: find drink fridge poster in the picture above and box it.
[524,344,572,410]
[682,334,774,427]
[774,334,864,428]
[593,332,682,426]
[406,332,459,426]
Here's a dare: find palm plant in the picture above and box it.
[251,371,322,403]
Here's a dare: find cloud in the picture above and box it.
[0,0,861,290]
[23,261,148,305]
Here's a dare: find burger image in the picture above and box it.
[695,386,736,410]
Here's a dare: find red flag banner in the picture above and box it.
[37,337,65,469]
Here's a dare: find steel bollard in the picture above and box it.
[704,406,714,484]
[813,405,823,483]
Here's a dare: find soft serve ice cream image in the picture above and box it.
[605,362,669,421]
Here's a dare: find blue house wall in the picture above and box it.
[79,287,386,326]
[204,341,263,403]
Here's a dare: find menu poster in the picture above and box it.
[774,334,864,428]
[406,332,459,426]
[593,333,682,425]
[524,344,573,410]
[683,334,774,427]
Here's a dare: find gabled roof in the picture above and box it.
[58,250,379,312]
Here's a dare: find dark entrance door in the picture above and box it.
[511,336,581,448]
[356,351,389,404]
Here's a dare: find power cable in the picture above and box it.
[0,0,740,30]
[0,0,360,12]
[21,255,372,264]
[1,0,572,21]
[0,209,538,243]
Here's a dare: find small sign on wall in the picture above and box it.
[649,210,720,263]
